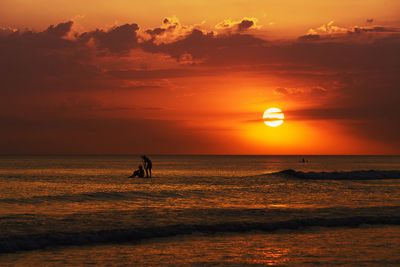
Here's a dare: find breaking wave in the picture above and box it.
[1,215,400,253]
[277,169,400,180]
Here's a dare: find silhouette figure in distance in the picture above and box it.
[141,155,152,178]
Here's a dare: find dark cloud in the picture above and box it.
[300,26,400,41]
[142,29,266,63]
[45,21,74,38]
[145,24,178,38]
[284,72,400,145]
[298,34,321,41]
[79,23,139,54]
[139,26,399,73]
[350,26,400,34]
[366,18,374,23]
[0,21,97,97]
[142,29,215,60]
[237,20,254,31]
[216,18,258,32]
[0,20,152,99]
[108,68,209,80]
[145,27,166,36]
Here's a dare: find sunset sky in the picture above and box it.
[1,0,399,154]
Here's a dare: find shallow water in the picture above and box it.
[0,155,400,265]
[2,226,400,266]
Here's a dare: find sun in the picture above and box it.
[263,108,284,127]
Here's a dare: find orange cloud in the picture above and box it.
[301,21,400,41]
[215,17,262,33]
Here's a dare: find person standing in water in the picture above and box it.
[141,155,152,178]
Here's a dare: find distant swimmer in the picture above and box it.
[130,165,144,178]
[141,155,152,178]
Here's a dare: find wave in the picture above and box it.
[0,190,180,204]
[277,169,400,180]
[1,215,400,254]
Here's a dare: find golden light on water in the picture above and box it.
[263,108,284,127]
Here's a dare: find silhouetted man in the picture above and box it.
[141,155,152,178]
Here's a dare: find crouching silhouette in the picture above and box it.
[130,165,145,178]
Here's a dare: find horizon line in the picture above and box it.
[0,154,399,157]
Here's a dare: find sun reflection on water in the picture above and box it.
[250,248,290,265]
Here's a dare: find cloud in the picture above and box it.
[142,28,266,64]
[274,87,289,96]
[237,20,254,31]
[0,26,18,36]
[0,21,97,96]
[273,87,328,98]
[146,28,400,74]
[215,18,261,32]
[350,26,400,34]
[305,21,400,40]
[282,72,400,146]
[45,21,74,38]
[307,21,348,35]
[79,23,140,54]
[143,16,207,45]
[107,67,212,80]
[145,27,167,36]
[298,34,321,41]
[1,19,400,153]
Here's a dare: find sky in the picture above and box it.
[0,0,399,154]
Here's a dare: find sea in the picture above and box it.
[0,155,400,266]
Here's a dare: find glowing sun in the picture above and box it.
[263,108,284,127]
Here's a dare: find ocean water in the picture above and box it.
[0,155,400,266]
